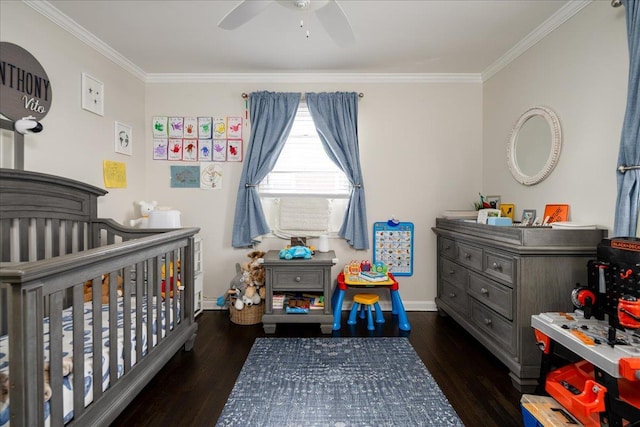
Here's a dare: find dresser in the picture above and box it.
[262,250,336,334]
[432,218,606,392]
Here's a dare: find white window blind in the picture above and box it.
[258,102,350,197]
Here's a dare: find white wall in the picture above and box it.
[483,1,627,230]
[145,81,483,309]
[3,0,627,312]
[1,1,146,222]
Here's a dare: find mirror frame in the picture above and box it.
[507,106,562,186]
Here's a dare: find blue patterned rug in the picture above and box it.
[216,337,463,426]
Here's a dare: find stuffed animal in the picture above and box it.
[129,200,158,228]
[279,245,312,260]
[84,274,124,304]
[0,356,73,410]
[229,251,266,310]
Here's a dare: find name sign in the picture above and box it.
[0,42,52,121]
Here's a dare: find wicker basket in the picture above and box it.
[229,299,265,325]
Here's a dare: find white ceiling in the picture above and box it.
[33,0,586,78]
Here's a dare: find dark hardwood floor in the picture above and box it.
[111,310,524,426]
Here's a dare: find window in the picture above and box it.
[258,101,350,198]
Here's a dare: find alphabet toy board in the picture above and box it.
[373,221,414,276]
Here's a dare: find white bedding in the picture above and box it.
[0,296,179,426]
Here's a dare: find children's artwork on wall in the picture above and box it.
[183,117,198,138]
[213,140,227,161]
[200,163,222,189]
[227,117,242,139]
[168,117,184,138]
[168,138,183,160]
[198,117,212,138]
[103,160,126,188]
[114,122,132,156]
[182,139,198,161]
[213,118,226,139]
[153,138,168,160]
[170,165,199,188]
[198,139,212,161]
[227,140,242,161]
[152,116,168,137]
[499,203,515,219]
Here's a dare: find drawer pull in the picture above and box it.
[492,262,502,271]
[484,318,492,326]
[444,245,451,250]
[464,252,471,260]
[480,287,489,295]
[295,276,302,282]
[449,292,456,298]
[448,269,455,275]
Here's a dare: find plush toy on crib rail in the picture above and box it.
[129,200,157,228]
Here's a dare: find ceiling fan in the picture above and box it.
[218,0,355,47]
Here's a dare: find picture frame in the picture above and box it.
[521,209,537,225]
[477,208,501,224]
[485,195,501,209]
[81,73,104,116]
[499,203,515,219]
[114,121,132,156]
[544,204,569,223]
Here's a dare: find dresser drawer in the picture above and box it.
[456,242,482,271]
[468,272,513,320]
[484,250,514,285]
[439,237,457,259]
[272,269,324,290]
[470,299,515,354]
[440,279,468,315]
[439,257,468,288]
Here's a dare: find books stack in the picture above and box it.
[272,294,285,310]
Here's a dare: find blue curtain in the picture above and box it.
[614,0,640,237]
[232,91,300,247]
[306,92,369,250]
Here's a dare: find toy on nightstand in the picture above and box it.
[279,245,313,260]
[129,200,157,228]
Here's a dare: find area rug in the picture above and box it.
[216,337,463,426]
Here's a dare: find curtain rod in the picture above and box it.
[241,92,364,99]
[611,0,622,7]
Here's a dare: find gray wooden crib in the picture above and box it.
[0,168,200,426]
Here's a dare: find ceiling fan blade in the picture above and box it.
[218,0,274,30]
[315,0,355,47]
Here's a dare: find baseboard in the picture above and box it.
[203,299,438,312]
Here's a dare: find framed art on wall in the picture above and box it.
[114,121,132,155]
[81,73,104,116]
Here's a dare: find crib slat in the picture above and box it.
[19,218,28,261]
[172,249,179,329]
[64,220,73,255]
[155,256,163,346]
[122,268,132,373]
[91,276,103,401]
[108,270,118,388]
[51,219,60,257]
[164,253,172,334]
[72,283,85,421]
[134,262,143,363]
[145,260,154,353]
[0,219,9,262]
[35,218,45,260]
[49,291,64,427]
[77,221,86,252]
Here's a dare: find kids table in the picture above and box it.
[332,272,411,331]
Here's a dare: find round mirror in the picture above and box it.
[507,106,562,186]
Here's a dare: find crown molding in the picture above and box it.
[145,72,482,84]
[23,0,147,82]
[481,0,592,81]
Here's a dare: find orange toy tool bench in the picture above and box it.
[531,312,640,427]
[332,272,411,331]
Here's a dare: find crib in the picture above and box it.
[0,168,200,426]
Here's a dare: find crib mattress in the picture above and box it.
[0,296,178,426]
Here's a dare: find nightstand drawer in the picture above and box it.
[484,250,514,285]
[470,300,515,354]
[468,272,513,320]
[440,257,468,289]
[273,269,324,290]
[456,242,482,271]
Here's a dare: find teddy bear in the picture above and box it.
[0,356,73,410]
[129,200,157,228]
[84,274,124,304]
[229,250,266,310]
